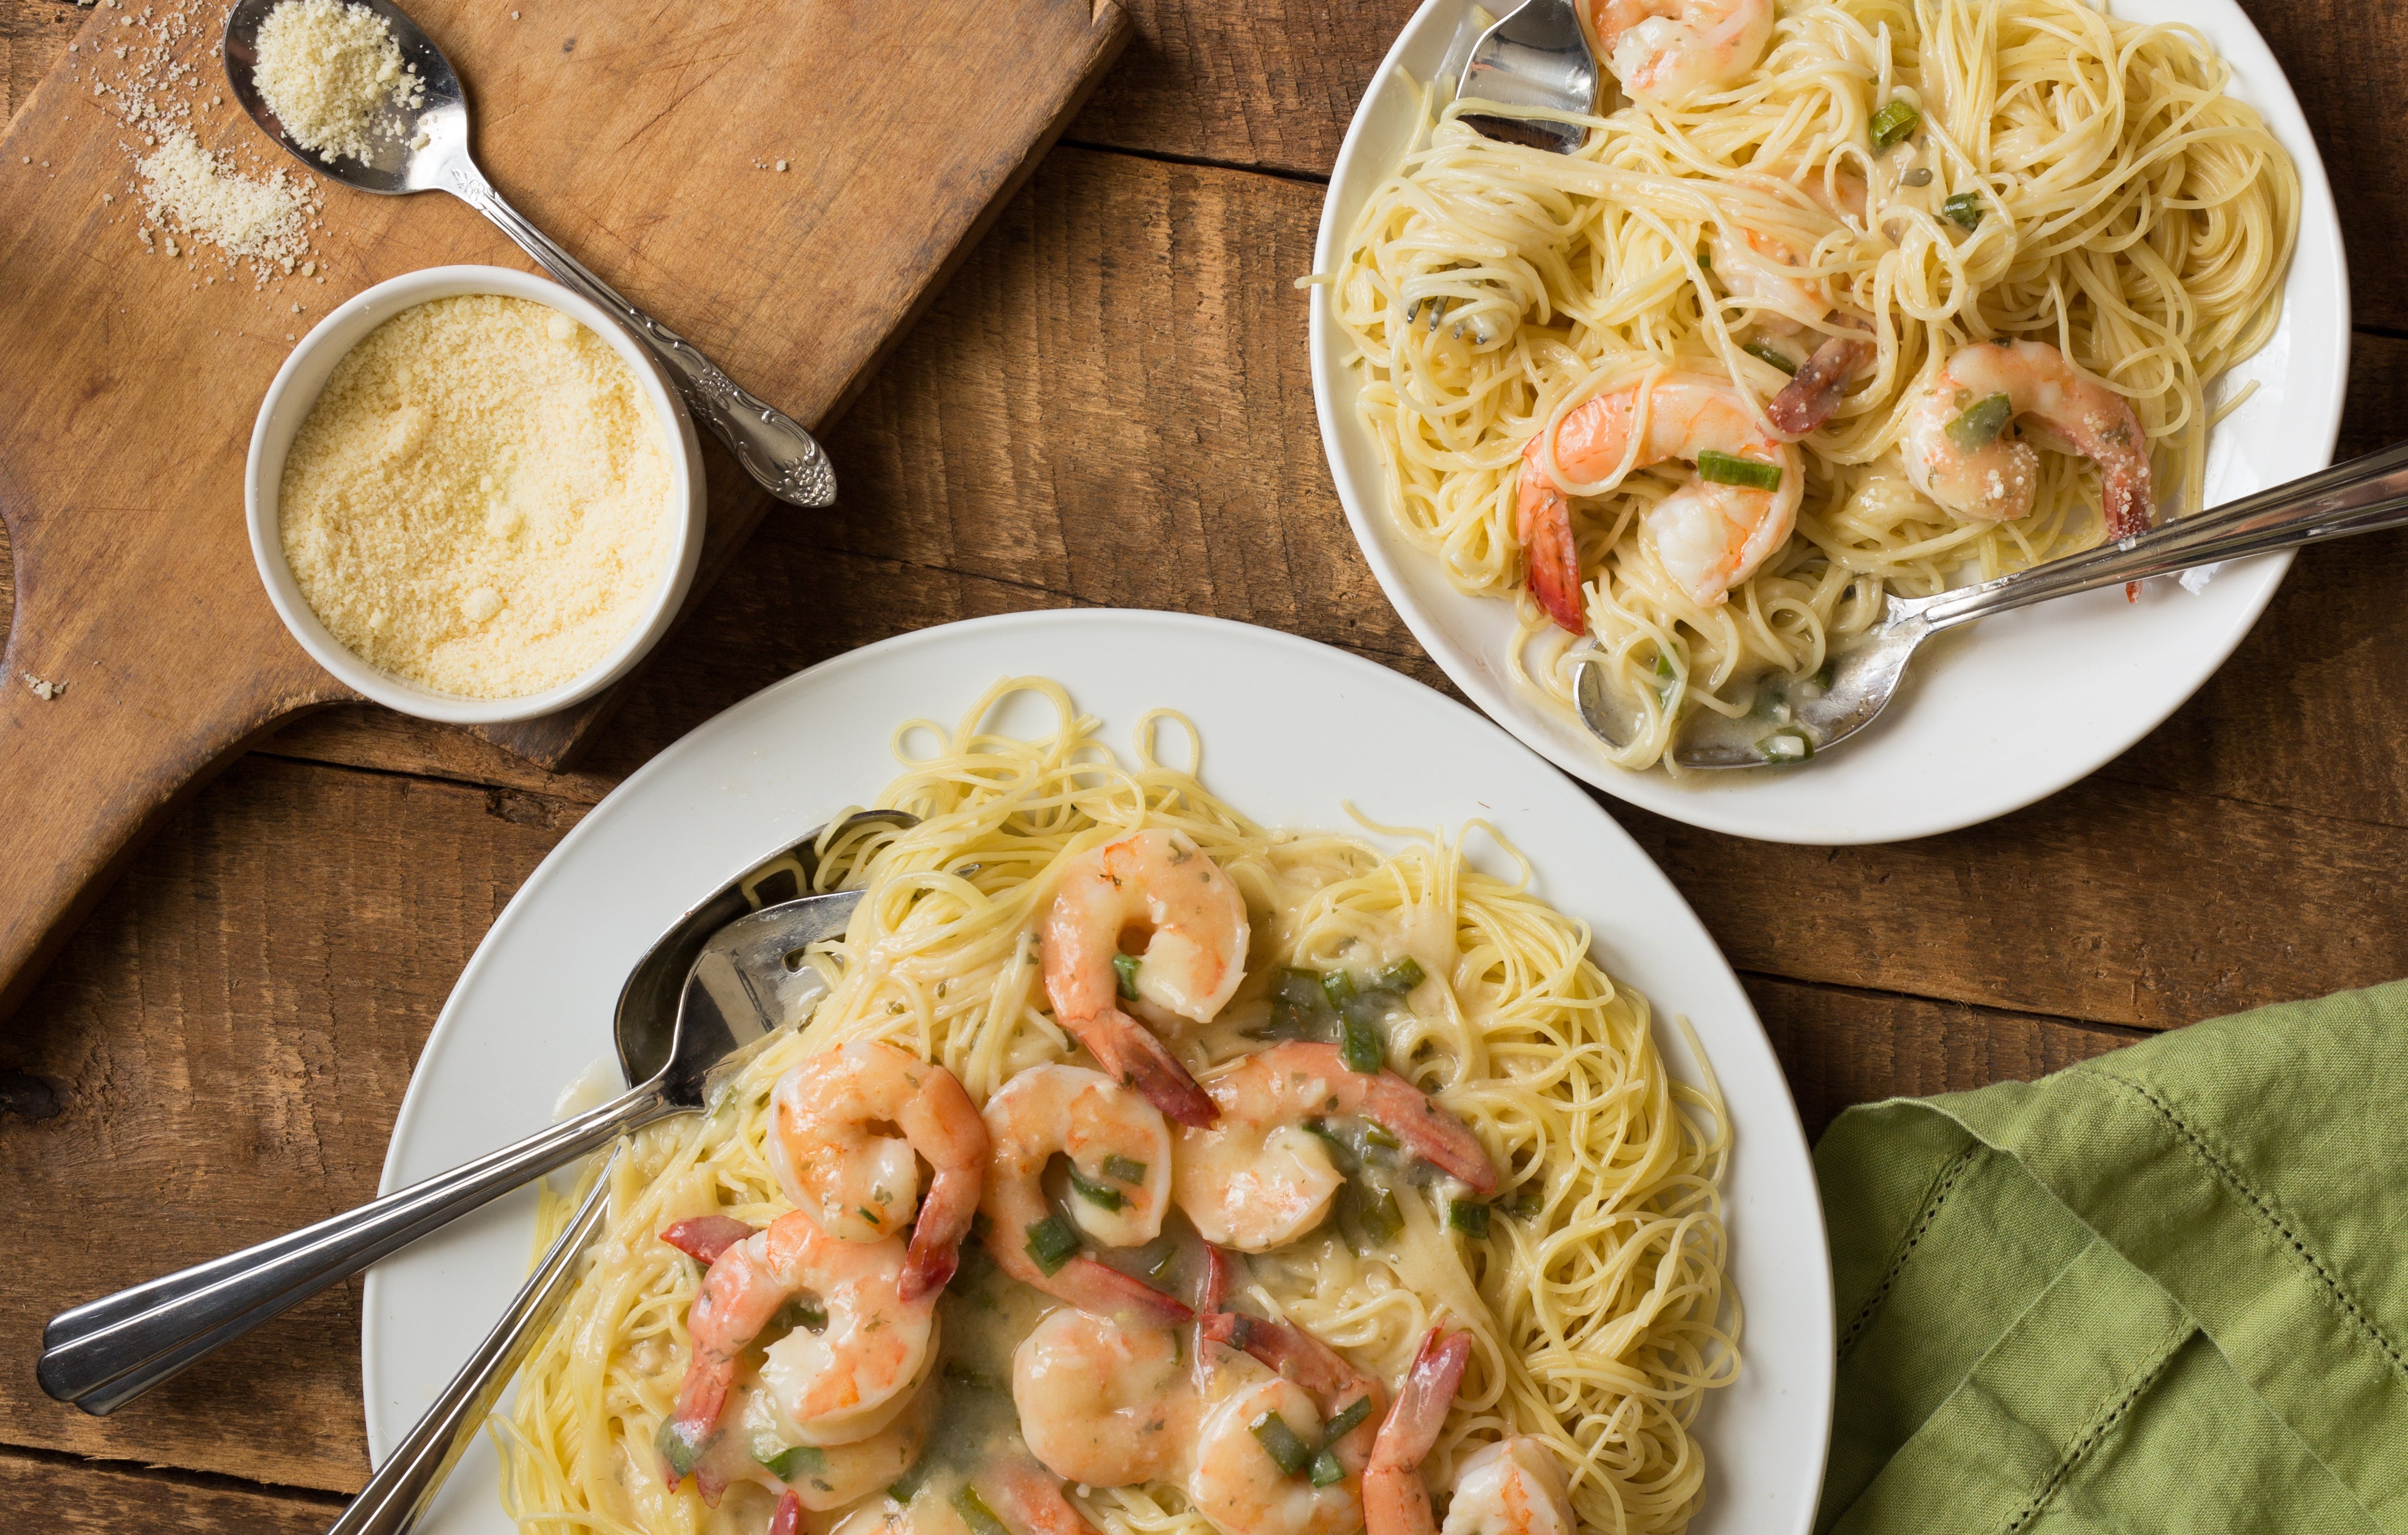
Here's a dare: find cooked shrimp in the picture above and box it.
[1588,0,1773,104]
[1902,339,2153,538]
[1708,226,1874,437]
[1766,332,1876,437]
[1175,1042,1497,1252]
[1517,373,1804,627]
[769,1041,990,1300]
[1364,1329,1575,1535]
[725,1369,938,1511]
[1013,1306,1196,1487]
[1188,1317,1384,1535]
[983,1064,1194,1325]
[833,1460,1104,1535]
[1362,1328,1472,1535]
[662,1212,938,1494]
[1439,1440,1578,1535]
[1042,829,1250,1128]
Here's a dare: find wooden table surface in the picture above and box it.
[2,0,2403,1525]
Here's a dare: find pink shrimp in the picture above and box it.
[1517,373,1805,627]
[1365,1329,1576,1535]
[1588,0,1774,104]
[1042,828,1250,1129]
[662,1212,936,1499]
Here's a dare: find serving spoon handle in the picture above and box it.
[328,1157,615,1535]
[439,151,838,509]
[35,1080,673,1415]
[1921,439,2408,631]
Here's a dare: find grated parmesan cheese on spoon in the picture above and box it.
[251,0,423,163]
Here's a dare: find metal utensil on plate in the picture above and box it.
[325,1153,614,1535]
[1455,0,1600,154]
[1572,440,2408,767]
[36,810,912,1414]
[221,0,836,508]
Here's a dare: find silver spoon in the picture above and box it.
[1456,0,1599,154]
[222,0,835,508]
[1572,440,2408,767]
[36,810,912,1414]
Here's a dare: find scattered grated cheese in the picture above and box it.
[137,128,312,267]
[252,0,423,164]
[279,295,674,699]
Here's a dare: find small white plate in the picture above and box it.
[362,610,1833,1535]
[1310,0,2350,845]
[247,264,706,725]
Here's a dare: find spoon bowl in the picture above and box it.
[222,0,465,195]
[1456,0,1599,154]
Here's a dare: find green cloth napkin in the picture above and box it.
[1812,979,2408,1535]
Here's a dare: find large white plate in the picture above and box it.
[1310,0,2350,845]
[363,611,1832,1535]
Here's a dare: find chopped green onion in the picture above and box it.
[1305,1118,1361,1175]
[761,1445,828,1482]
[1362,1123,1401,1151]
[1944,392,2015,452]
[887,1456,934,1503]
[1813,660,1836,691]
[656,1418,703,1479]
[1321,1396,1376,1445]
[1024,1215,1081,1275]
[1743,339,1799,375]
[1340,1010,1384,1074]
[1869,98,1921,149]
[1496,1188,1546,1222]
[1696,450,1783,492]
[1066,1162,1125,1212]
[1359,1187,1405,1245]
[1448,1199,1492,1238]
[1696,245,1713,271]
[951,1486,1012,1535]
[1310,1449,1348,1488]
[1942,192,1984,231]
[1113,952,1140,1000]
[1655,653,1676,682]
[1321,970,1358,1009]
[1759,728,1814,764]
[1250,1411,1314,1477]
[1102,1153,1149,1185]
[1370,956,1425,995]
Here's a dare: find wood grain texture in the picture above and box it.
[0,753,576,1490]
[0,1448,339,1533]
[0,0,1127,1024]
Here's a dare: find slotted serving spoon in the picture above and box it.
[222,0,836,506]
[1573,440,2408,767]
[36,811,912,1414]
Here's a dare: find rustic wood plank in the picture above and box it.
[1,0,75,130]
[0,754,579,1491]
[0,1447,340,1533]
[1746,975,2137,1142]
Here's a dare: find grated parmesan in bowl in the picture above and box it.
[247,266,705,724]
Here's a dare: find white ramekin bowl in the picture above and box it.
[246,264,706,725]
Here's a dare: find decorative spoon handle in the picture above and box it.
[328,1159,614,1535]
[1925,439,2408,631]
[443,156,837,509]
[36,1082,670,1415]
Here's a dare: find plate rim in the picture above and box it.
[363,606,1835,1535]
[1307,0,2351,846]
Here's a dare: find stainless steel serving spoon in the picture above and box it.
[1456,0,1600,154]
[222,0,836,508]
[1572,440,2408,767]
[36,810,912,1414]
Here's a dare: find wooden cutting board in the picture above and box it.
[0,0,1126,1022]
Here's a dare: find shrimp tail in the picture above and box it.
[1199,1243,1239,1315]
[975,1460,1105,1535]
[896,1070,990,1301]
[1515,451,1588,635]
[2104,461,2153,602]
[767,1489,805,1535]
[1765,335,1873,437]
[661,1363,731,1498]
[658,1215,760,1266]
[1204,1312,1374,1411]
[1056,1254,1195,1327]
[1362,1328,1473,1535]
[1064,1008,1219,1128]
